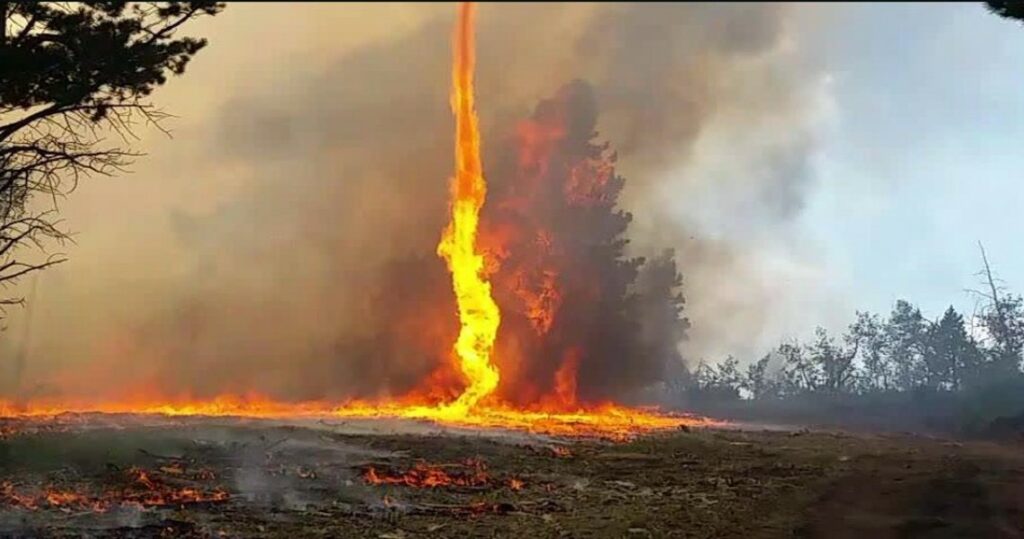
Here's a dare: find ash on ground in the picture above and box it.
[0,415,1021,538]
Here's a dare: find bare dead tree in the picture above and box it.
[966,241,1024,369]
[0,2,224,318]
[965,242,1006,337]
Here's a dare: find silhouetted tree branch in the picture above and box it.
[0,2,223,316]
[967,242,1024,370]
[986,1,1024,24]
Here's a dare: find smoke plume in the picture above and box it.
[0,3,838,404]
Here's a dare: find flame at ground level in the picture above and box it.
[0,396,720,440]
[362,458,491,488]
[1,466,228,513]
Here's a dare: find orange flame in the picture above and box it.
[436,1,501,415]
[0,467,229,513]
[362,459,490,488]
[553,347,581,408]
[0,393,721,440]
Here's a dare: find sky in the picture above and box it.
[795,3,1024,322]
[3,2,1024,391]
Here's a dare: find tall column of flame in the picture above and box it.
[436,2,501,416]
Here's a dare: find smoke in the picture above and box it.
[0,3,839,402]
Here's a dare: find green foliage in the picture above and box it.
[777,341,817,394]
[634,249,692,391]
[1,2,223,115]
[850,311,891,391]
[979,294,1024,370]
[885,300,928,389]
[690,289,1024,435]
[743,354,774,400]
[923,306,982,391]
[692,357,741,402]
[814,326,859,394]
[694,300,1012,400]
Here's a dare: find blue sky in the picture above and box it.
[798,3,1024,321]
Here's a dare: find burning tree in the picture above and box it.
[376,81,696,409]
[344,80,693,409]
[485,80,635,405]
[0,1,223,317]
[480,80,691,406]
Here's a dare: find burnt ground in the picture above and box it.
[0,416,1022,538]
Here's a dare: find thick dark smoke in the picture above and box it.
[0,3,835,403]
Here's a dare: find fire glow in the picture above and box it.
[434,1,502,417]
[0,468,229,513]
[362,459,491,489]
[0,3,718,440]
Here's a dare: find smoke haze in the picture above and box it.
[0,3,843,402]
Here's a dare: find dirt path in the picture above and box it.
[798,438,1024,538]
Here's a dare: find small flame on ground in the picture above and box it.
[550,445,573,458]
[0,395,719,440]
[0,467,229,513]
[363,459,490,489]
[361,458,524,491]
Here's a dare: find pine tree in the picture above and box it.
[923,307,982,391]
[744,354,775,400]
[483,80,689,403]
[885,300,928,390]
[849,311,892,392]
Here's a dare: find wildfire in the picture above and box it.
[0,395,715,440]
[0,423,19,439]
[0,3,722,442]
[0,467,229,513]
[550,445,573,458]
[361,458,526,492]
[435,1,501,416]
[362,459,490,489]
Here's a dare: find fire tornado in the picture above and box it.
[436,2,501,415]
[0,2,716,441]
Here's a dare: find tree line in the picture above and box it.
[687,246,1024,435]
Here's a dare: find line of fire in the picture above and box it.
[1,2,1023,537]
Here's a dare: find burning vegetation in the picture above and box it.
[0,2,702,440]
[345,2,695,430]
[0,466,228,514]
[3,3,1024,538]
[360,458,520,490]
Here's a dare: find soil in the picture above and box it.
[0,415,1021,538]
